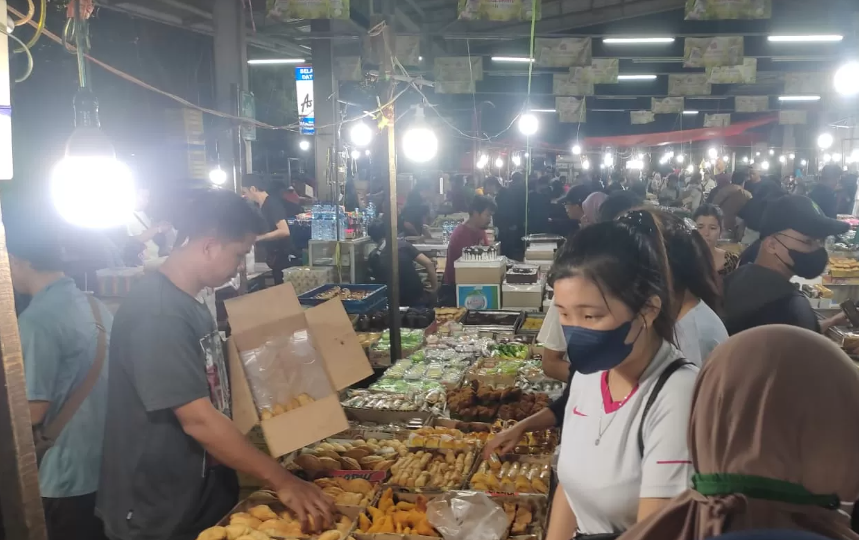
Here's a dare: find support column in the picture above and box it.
[374,1,402,362]
[213,0,250,192]
[0,0,47,536]
[311,20,338,202]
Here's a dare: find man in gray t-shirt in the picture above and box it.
[97,190,334,540]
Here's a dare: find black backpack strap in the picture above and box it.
[638,359,692,458]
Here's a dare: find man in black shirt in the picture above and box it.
[724,194,849,335]
[809,164,841,219]
[242,177,297,284]
[97,190,333,540]
[367,220,437,306]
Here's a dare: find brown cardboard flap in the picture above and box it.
[224,283,302,334]
[228,339,260,434]
[305,299,373,390]
[260,394,349,457]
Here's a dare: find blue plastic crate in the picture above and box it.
[298,284,388,314]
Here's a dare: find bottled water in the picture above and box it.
[311,204,322,240]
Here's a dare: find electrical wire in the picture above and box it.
[11,0,33,26]
[0,27,34,82]
[5,3,412,133]
[14,0,43,52]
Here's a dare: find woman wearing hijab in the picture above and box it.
[580,191,608,227]
[619,325,859,540]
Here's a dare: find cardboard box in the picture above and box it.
[226,284,373,458]
[456,284,501,310]
[455,259,505,285]
[502,282,544,310]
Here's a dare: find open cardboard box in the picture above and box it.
[226,284,373,458]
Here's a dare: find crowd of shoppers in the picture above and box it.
[12,158,859,540]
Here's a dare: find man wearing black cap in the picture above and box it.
[556,184,594,238]
[723,194,849,335]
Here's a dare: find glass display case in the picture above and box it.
[308,237,374,283]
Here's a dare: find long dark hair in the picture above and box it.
[549,210,676,345]
[647,209,722,314]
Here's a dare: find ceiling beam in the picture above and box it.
[98,1,309,56]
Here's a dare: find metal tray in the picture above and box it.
[298,283,387,314]
[515,311,547,335]
[463,309,524,332]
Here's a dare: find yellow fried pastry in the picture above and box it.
[248,505,278,522]
[196,526,227,540]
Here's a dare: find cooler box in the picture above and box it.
[456,284,501,310]
[454,259,505,285]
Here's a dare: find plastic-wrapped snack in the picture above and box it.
[239,331,330,419]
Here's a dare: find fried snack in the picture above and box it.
[236,532,269,540]
[229,513,262,529]
[318,530,343,540]
[318,457,342,470]
[225,524,252,540]
[345,478,373,495]
[248,505,278,522]
[295,454,324,472]
[339,457,361,470]
[512,505,533,535]
[358,492,439,537]
[196,526,227,540]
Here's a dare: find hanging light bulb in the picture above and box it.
[350,149,361,160]
[402,105,438,163]
[209,167,228,185]
[518,113,539,136]
[299,139,311,151]
[723,155,730,162]
[582,159,591,170]
[495,157,504,169]
[512,154,522,167]
[686,164,694,173]
[801,159,808,166]
[742,156,750,163]
[778,156,786,164]
[761,161,770,171]
[572,144,582,155]
[676,154,685,164]
[707,148,718,159]
[349,122,374,147]
[818,133,834,149]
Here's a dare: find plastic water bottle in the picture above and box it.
[367,201,376,221]
[311,204,321,240]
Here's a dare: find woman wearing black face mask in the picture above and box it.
[485,212,699,540]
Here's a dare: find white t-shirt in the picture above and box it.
[127,211,160,261]
[537,301,567,358]
[674,300,728,366]
[557,340,697,536]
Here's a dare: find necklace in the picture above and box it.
[595,408,617,446]
[595,372,629,446]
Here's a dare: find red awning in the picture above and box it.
[582,115,777,148]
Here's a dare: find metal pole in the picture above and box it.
[376,2,401,363]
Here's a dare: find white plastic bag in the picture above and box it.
[426,491,508,540]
